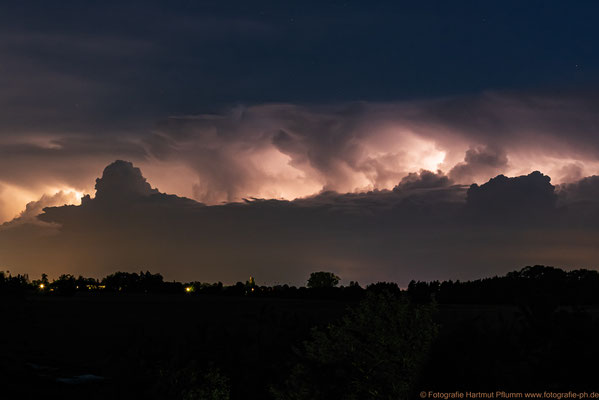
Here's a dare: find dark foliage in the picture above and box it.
[407,265,599,305]
[51,274,77,296]
[4,265,599,399]
[420,304,599,392]
[4,265,599,307]
[0,271,29,296]
[102,271,182,293]
[272,292,438,400]
[306,271,340,289]
[366,281,402,296]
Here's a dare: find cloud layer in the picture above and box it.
[1,160,599,286]
[3,90,599,224]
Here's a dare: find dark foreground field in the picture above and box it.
[2,293,350,399]
[2,292,599,399]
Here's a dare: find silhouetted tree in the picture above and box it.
[156,362,231,400]
[101,271,166,293]
[75,275,99,291]
[51,274,77,296]
[366,281,401,296]
[341,281,364,299]
[306,271,340,289]
[0,271,30,295]
[273,292,438,400]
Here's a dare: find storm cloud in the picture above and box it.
[3,1,599,227]
[1,160,598,286]
[3,2,599,286]
[3,89,599,223]
[134,90,599,205]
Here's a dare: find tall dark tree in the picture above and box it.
[273,292,438,400]
[306,272,340,289]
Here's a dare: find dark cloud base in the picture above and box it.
[2,160,599,286]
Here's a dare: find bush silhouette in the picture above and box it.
[273,291,438,400]
[156,363,231,400]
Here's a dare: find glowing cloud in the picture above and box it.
[3,90,599,221]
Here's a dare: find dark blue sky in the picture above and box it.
[2,0,598,122]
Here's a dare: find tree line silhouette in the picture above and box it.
[3,266,599,399]
[407,265,599,305]
[2,265,599,305]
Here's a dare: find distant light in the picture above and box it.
[39,284,45,289]
[185,286,193,293]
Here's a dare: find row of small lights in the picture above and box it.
[38,284,105,290]
[38,279,256,293]
[185,277,256,293]
[185,286,256,293]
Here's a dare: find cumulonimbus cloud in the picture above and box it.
[2,160,599,286]
[143,90,599,205]
[3,89,599,222]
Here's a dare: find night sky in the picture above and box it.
[2,1,599,285]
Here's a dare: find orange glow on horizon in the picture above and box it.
[0,185,86,224]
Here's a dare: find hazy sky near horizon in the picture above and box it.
[2,1,599,283]
[2,160,599,285]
